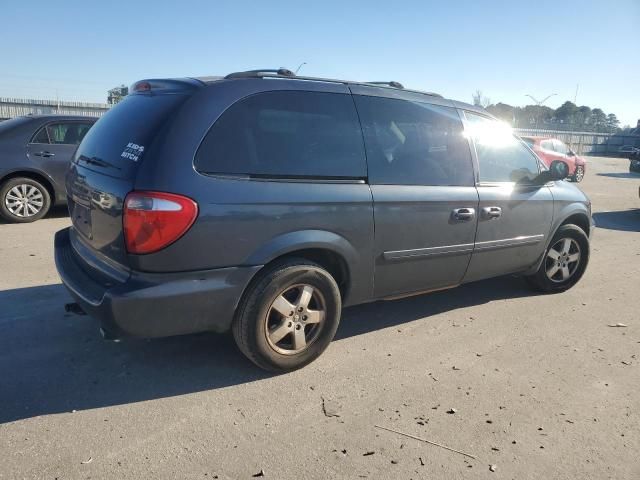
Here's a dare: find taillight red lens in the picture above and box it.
[123,191,198,254]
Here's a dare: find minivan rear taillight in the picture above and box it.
[123,191,198,254]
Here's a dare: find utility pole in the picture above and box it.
[574,84,579,104]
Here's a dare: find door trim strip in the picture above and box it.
[383,243,474,261]
[474,234,544,251]
[383,234,544,261]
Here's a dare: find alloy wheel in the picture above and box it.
[264,284,326,355]
[574,166,584,182]
[545,238,581,283]
[4,184,44,218]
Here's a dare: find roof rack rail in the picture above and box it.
[225,68,295,79]
[221,68,442,98]
[365,81,404,89]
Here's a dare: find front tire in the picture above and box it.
[526,224,589,293]
[0,177,51,223]
[232,258,342,372]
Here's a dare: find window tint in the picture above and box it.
[195,91,366,178]
[465,112,540,183]
[32,126,50,144]
[353,95,474,186]
[75,94,188,179]
[46,123,93,145]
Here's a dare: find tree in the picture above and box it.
[606,113,620,132]
[107,85,128,105]
[485,102,515,124]
[590,108,607,131]
[472,90,491,108]
[576,106,592,128]
[554,101,578,124]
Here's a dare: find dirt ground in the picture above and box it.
[1,156,639,479]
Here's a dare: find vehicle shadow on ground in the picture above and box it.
[592,210,640,232]
[0,276,539,424]
[596,172,639,179]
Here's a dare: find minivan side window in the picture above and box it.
[465,112,540,183]
[353,95,474,186]
[195,91,366,178]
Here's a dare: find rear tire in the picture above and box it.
[232,258,342,372]
[572,165,584,182]
[526,224,589,293]
[0,177,51,223]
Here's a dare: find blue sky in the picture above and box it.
[1,0,638,125]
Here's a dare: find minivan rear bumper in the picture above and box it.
[54,227,261,339]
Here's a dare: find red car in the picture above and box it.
[520,136,586,182]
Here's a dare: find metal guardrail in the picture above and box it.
[514,128,640,156]
[0,97,110,120]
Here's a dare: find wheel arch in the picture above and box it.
[0,169,57,204]
[243,230,361,304]
[526,205,592,276]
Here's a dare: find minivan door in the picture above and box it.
[352,89,479,298]
[462,112,553,282]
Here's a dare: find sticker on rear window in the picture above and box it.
[121,142,145,162]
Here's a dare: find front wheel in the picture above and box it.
[232,258,342,372]
[526,224,589,293]
[0,177,51,223]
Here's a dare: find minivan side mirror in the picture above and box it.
[535,160,569,184]
[567,149,575,156]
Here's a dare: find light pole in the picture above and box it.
[295,62,307,75]
[525,93,557,128]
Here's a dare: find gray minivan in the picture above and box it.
[55,69,593,371]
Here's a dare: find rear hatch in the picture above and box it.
[66,79,200,270]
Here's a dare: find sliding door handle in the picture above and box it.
[452,208,476,221]
[482,206,502,219]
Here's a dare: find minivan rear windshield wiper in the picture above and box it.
[77,155,122,171]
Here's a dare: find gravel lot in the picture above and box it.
[1,157,639,479]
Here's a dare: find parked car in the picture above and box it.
[620,146,640,173]
[0,115,97,222]
[55,70,593,372]
[520,136,586,182]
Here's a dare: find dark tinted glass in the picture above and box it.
[195,91,366,178]
[47,123,93,145]
[353,95,474,186]
[74,94,187,179]
[465,112,540,183]
[31,126,50,144]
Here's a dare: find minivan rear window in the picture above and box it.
[73,94,188,178]
[195,91,366,179]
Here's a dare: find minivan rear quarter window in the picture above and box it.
[353,95,474,186]
[195,91,366,179]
